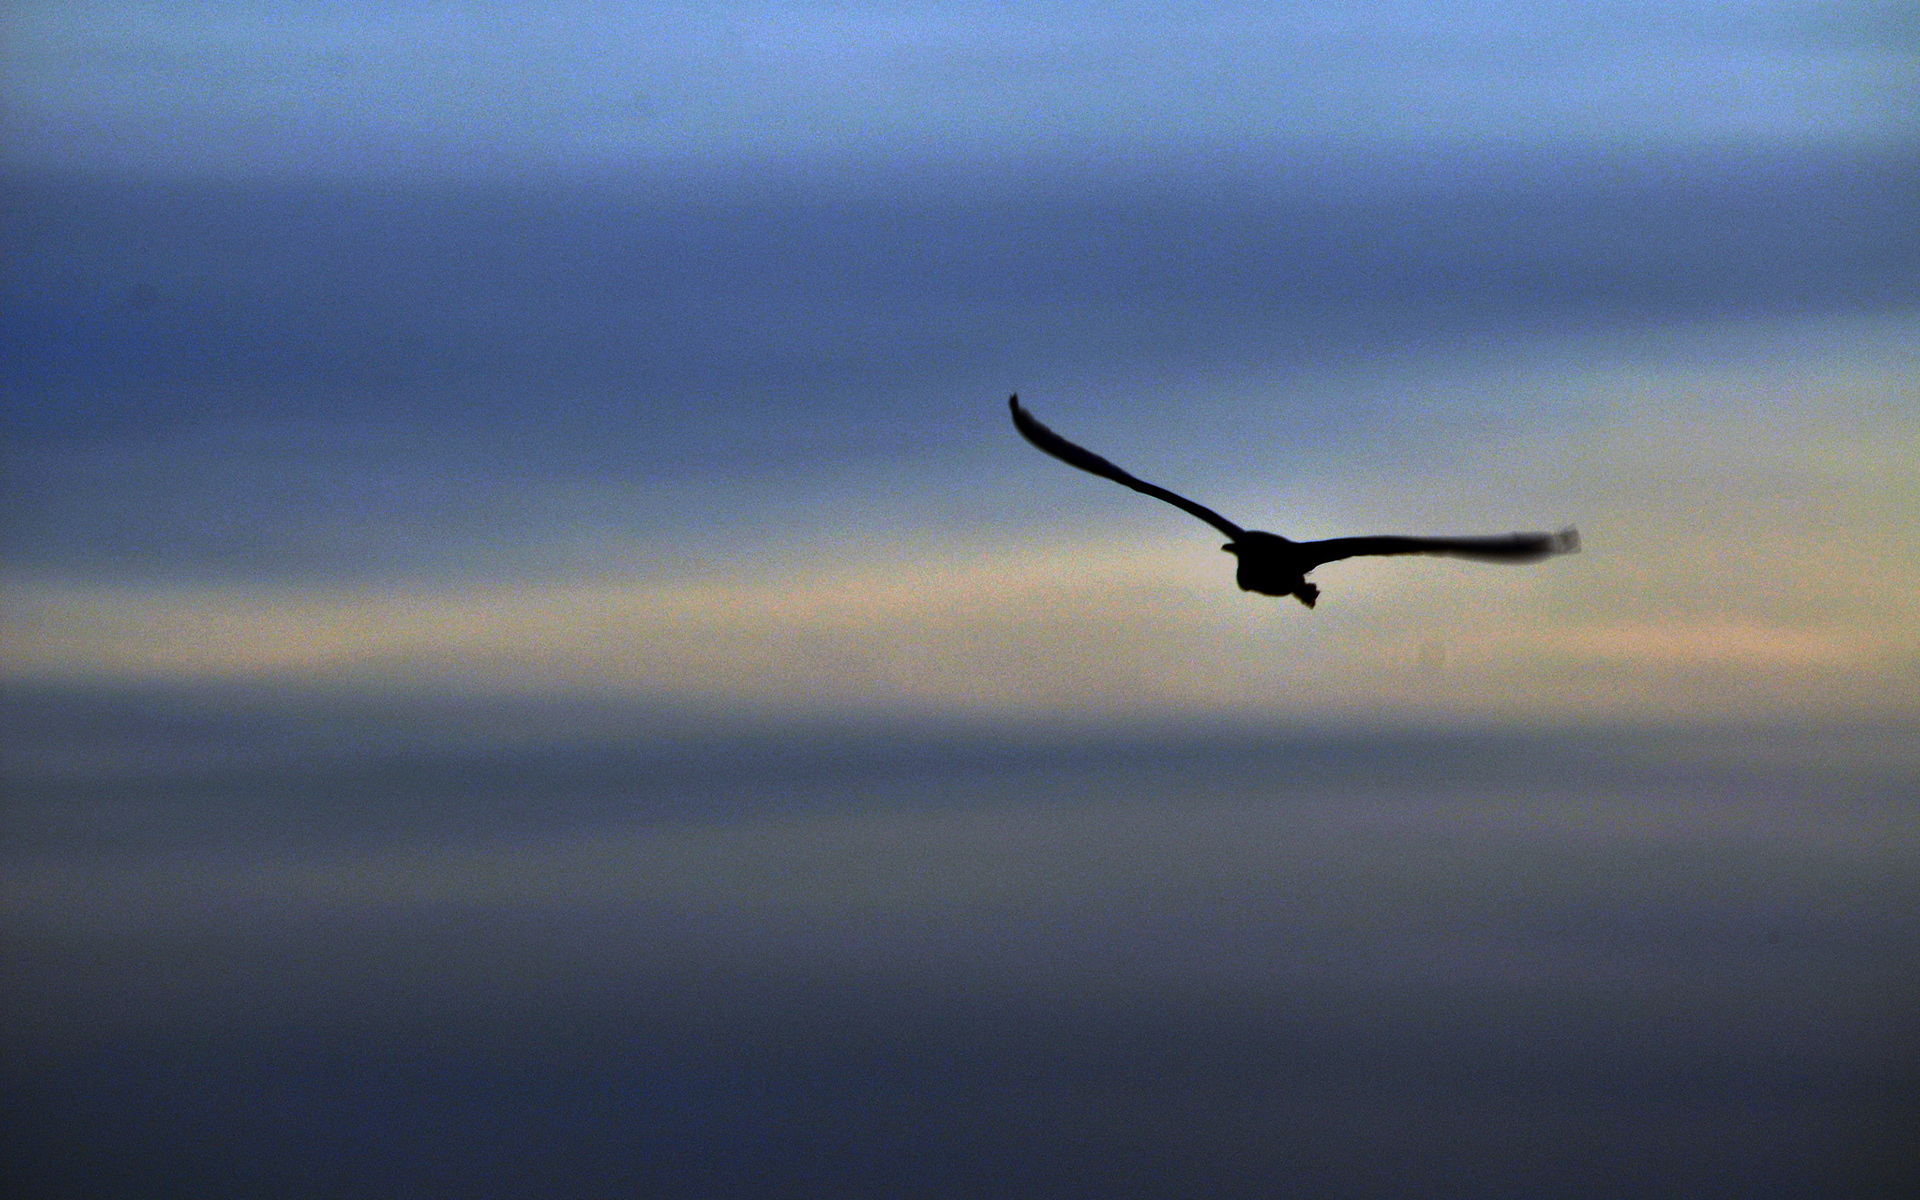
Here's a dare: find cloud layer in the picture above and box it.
[9,310,1916,726]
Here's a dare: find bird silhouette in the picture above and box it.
[1008,395,1578,607]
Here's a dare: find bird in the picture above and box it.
[1008,395,1577,608]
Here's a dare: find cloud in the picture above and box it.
[9,727,1913,1194]
[5,519,1913,727]
[7,734,1915,1038]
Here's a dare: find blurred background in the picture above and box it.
[4,3,1916,1195]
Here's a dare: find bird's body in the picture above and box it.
[1223,531,1325,606]
[1007,395,1577,607]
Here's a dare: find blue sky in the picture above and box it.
[4,5,1918,1194]
[5,1,1916,178]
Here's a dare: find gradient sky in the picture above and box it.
[4,0,1917,731]
[3,6,1918,1195]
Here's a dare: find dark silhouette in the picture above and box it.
[1009,395,1578,607]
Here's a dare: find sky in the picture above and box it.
[1,1,1916,729]
[3,3,1918,1196]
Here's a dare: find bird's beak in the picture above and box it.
[1221,543,1238,554]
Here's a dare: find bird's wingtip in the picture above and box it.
[1554,527,1580,554]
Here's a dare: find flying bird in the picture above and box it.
[1008,395,1577,608]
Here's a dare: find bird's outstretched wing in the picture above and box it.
[1301,528,1579,569]
[1008,396,1245,539]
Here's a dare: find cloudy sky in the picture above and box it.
[3,3,1917,1195]
[3,2,1917,731]
[3,0,1917,729]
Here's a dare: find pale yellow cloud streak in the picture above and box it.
[1,540,1272,717]
[2,528,1911,725]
